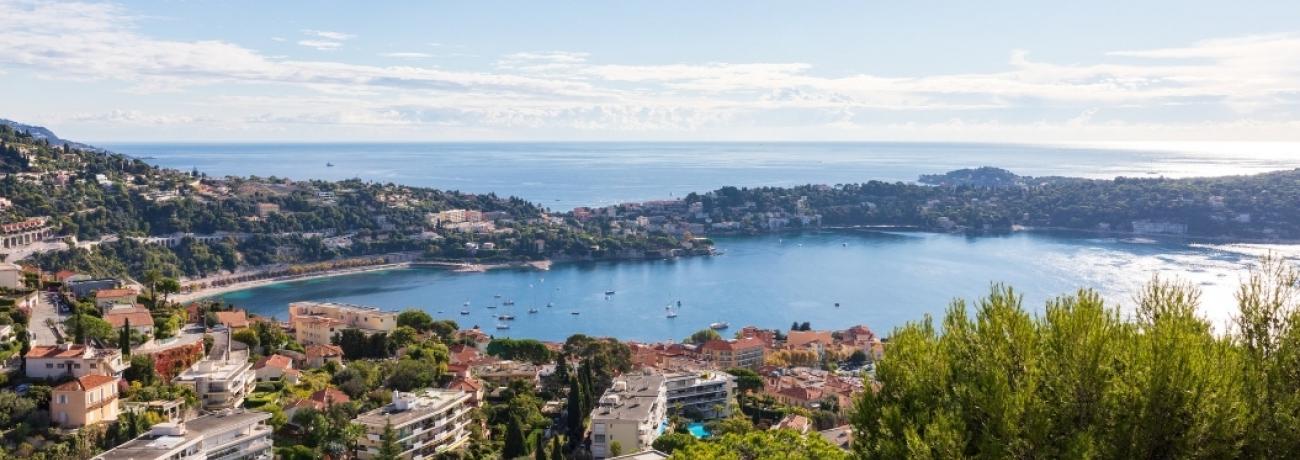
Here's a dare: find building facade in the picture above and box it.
[173,345,256,410]
[355,388,474,459]
[590,374,668,459]
[664,371,735,419]
[51,374,120,427]
[288,301,397,346]
[93,410,273,460]
[698,338,766,370]
[25,344,128,380]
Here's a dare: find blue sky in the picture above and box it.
[2,0,1299,142]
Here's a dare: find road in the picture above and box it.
[29,291,70,346]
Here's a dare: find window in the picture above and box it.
[46,363,53,368]
[58,395,67,404]
[594,434,605,443]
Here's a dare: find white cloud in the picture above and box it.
[380,52,431,60]
[1,0,1298,141]
[302,29,354,41]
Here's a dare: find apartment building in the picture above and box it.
[51,374,120,427]
[590,374,668,459]
[173,340,256,410]
[94,410,273,460]
[697,337,766,370]
[664,371,735,419]
[355,388,474,459]
[25,344,129,380]
[288,301,398,346]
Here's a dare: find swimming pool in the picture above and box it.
[687,422,711,439]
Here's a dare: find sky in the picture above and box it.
[1,0,1299,143]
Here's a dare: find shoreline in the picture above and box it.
[174,259,555,303]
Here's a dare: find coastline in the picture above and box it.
[174,259,555,303]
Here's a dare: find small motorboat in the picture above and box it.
[667,311,678,318]
[546,302,553,308]
[495,323,510,330]
[605,290,616,296]
[326,162,335,167]
[460,310,470,315]
[499,314,515,321]
[502,300,515,306]
[571,311,581,315]
[494,294,502,298]
[710,322,730,330]
[834,302,841,307]
[528,308,539,314]
[487,304,497,309]
[463,301,471,306]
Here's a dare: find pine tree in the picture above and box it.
[120,319,132,357]
[375,421,401,460]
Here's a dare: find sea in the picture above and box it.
[104,141,1300,340]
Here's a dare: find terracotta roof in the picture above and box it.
[213,310,249,329]
[306,344,344,359]
[27,344,88,359]
[104,306,154,328]
[448,376,484,392]
[699,337,766,352]
[54,374,117,391]
[254,354,294,370]
[309,388,351,405]
[95,288,137,299]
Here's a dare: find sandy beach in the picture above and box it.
[174,259,554,303]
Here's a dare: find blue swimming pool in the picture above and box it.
[687,422,711,439]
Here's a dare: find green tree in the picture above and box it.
[396,309,434,331]
[503,414,529,458]
[609,440,623,457]
[119,320,131,357]
[231,328,260,351]
[376,421,402,460]
[671,430,848,460]
[652,432,697,454]
[685,329,721,345]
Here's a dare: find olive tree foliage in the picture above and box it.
[852,256,1300,459]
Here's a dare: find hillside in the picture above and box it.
[0,120,708,281]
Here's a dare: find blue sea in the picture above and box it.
[104,142,1300,340]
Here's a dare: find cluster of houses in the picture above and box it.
[572,196,824,240]
[14,269,880,459]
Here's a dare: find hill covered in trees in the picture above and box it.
[0,121,708,281]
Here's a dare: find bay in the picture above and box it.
[210,230,1289,341]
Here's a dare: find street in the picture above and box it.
[28,290,70,346]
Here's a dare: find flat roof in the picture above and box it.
[96,411,269,460]
[356,388,470,427]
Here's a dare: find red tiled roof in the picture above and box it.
[95,288,137,299]
[306,344,344,359]
[27,344,87,359]
[213,310,249,329]
[309,388,351,405]
[54,374,117,391]
[254,354,294,370]
[104,306,154,328]
[448,376,484,392]
[699,337,766,352]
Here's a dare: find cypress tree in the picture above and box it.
[549,435,565,460]
[534,431,548,460]
[120,319,131,357]
[503,414,528,458]
[566,376,584,439]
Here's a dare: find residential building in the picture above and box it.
[819,425,854,451]
[252,354,300,383]
[304,343,345,368]
[698,337,766,370]
[590,374,668,459]
[355,388,474,459]
[25,344,128,380]
[772,413,811,434]
[0,324,13,342]
[212,310,250,330]
[288,301,397,346]
[664,371,735,419]
[0,262,23,289]
[470,361,542,388]
[94,288,138,311]
[51,374,120,427]
[103,305,155,336]
[93,410,273,460]
[67,278,118,299]
[173,339,256,410]
[0,217,52,249]
[286,388,351,421]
